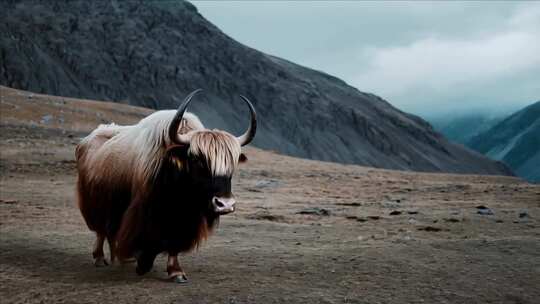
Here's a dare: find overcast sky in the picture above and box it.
[193,1,539,117]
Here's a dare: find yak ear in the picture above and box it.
[239,153,248,163]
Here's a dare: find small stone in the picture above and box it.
[519,211,529,218]
[389,210,402,216]
[417,226,443,232]
[254,179,280,189]
[297,207,331,216]
[40,114,53,124]
[444,218,460,223]
[477,208,494,216]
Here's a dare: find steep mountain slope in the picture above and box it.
[468,102,540,182]
[0,0,511,175]
[428,113,504,144]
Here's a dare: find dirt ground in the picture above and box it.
[1,86,539,304]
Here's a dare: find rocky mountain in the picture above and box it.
[468,102,540,182]
[0,0,512,175]
[428,113,504,144]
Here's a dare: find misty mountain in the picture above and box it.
[467,101,540,182]
[428,113,505,144]
[0,0,512,175]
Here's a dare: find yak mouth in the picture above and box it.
[214,207,235,216]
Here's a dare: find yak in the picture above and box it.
[75,89,256,283]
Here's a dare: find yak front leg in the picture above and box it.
[92,234,109,267]
[167,254,188,283]
[135,249,158,276]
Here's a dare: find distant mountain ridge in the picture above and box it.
[428,113,504,144]
[467,101,540,182]
[0,0,512,176]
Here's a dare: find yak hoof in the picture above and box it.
[173,274,188,284]
[93,257,109,267]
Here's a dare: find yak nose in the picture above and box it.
[212,196,236,215]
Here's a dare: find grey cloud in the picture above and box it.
[193,1,539,116]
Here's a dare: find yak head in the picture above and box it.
[166,89,256,216]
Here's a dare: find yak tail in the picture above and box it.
[116,194,146,260]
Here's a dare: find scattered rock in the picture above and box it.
[345,215,368,222]
[367,215,381,220]
[407,210,419,215]
[1,199,18,205]
[40,114,53,124]
[389,210,402,216]
[382,201,400,209]
[246,212,285,222]
[518,211,529,218]
[254,179,281,189]
[444,218,460,223]
[417,226,444,232]
[337,202,362,207]
[247,180,281,192]
[297,207,331,216]
[477,209,494,215]
[476,206,494,215]
[496,219,504,223]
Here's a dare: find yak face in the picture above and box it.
[166,89,256,217]
[171,130,246,216]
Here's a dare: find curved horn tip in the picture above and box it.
[168,89,204,145]
[236,94,257,146]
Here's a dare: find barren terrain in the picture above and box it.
[1,86,539,303]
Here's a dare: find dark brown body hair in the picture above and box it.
[76,90,256,276]
[75,115,225,263]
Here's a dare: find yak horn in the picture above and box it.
[168,89,203,145]
[236,95,257,146]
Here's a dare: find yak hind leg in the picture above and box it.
[167,254,188,284]
[92,234,109,267]
[107,236,117,264]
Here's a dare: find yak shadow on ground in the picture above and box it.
[0,233,148,285]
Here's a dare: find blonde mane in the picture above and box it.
[188,130,241,176]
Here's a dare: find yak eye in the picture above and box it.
[239,153,247,163]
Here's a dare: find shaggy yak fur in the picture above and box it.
[75,89,256,282]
